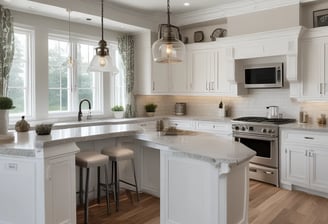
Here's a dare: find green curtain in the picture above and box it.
[118,35,135,118]
[0,5,14,97]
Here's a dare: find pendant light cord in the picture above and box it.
[167,0,170,26]
[101,0,104,41]
[68,9,71,44]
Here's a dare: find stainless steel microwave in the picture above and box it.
[244,63,283,89]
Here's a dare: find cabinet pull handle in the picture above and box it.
[320,83,323,95]
[305,151,308,156]
[309,151,313,157]
[152,81,155,91]
[206,82,209,90]
[304,137,314,140]
[264,171,274,175]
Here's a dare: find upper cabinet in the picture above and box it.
[186,43,231,95]
[151,55,188,95]
[300,27,328,100]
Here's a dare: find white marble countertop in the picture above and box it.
[0,123,255,167]
[136,131,255,167]
[280,122,328,132]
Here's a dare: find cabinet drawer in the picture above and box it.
[282,130,328,146]
[168,120,194,130]
[196,121,231,134]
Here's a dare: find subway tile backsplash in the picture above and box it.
[136,89,328,123]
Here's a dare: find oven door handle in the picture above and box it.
[233,133,277,141]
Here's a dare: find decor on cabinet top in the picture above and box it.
[194,31,204,42]
[210,28,227,41]
[313,9,328,28]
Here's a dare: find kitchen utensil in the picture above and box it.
[266,106,279,119]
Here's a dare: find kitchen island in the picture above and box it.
[0,123,255,224]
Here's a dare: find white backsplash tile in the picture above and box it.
[136,90,328,124]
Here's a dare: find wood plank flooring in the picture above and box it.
[77,181,328,224]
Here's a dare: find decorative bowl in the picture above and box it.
[35,124,53,135]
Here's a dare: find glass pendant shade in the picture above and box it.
[87,0,118,73]
[152,0,185,63]
[152,34,185,63]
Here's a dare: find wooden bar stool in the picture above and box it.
[101,147,140,211]
[76,151,110,224]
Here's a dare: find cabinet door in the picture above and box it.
[0,158,37,224]
[309,148,328,193]
[301,39,322,98]
[45,155,76,224]
[152,61,169,93]
[188,49,216,93]
[286,146,308,185]
[323,41,328,96]
[141,147,160,197]
[169,57,188,93]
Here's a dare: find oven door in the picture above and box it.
[234,133,278,168]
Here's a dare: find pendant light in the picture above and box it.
[152,0,185,63]
[87,0,118,73]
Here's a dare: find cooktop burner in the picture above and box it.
[233,116,296,125]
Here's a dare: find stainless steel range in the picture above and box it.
[232,117,296,187]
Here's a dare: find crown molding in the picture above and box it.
[174,0,301,26]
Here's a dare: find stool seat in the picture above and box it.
[102,147,134,161]
[76,151,108,167]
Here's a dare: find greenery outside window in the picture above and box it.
[48,36,102,114]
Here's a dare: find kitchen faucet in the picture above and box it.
[78,99,92,121]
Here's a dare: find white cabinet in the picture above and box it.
[187,47,218,93]
[168,119,195,130]
[195,120,232,137]
[0,142,78,224]
[140,146,160,197]
[300,29,328,99]
[0,158,37,224]
[151,56,188,94]
[281,129,328,194]
[151,61,169,93]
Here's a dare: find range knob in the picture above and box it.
[241,126,246,131]
[234,126,239,131]
[268,129,275,134]
[248,126,254,131]
[261,128,267,133]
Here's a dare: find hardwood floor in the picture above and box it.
[77,181,328,224]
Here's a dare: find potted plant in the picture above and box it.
[144,103,157,117]
[112,105,124,119]
[0,96,15,135]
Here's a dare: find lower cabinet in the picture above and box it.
[281,129,328,195]
[140,146,160,197]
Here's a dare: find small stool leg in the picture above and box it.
[111,161,116,203]
[104,164,110,215]
[131,159,140,201]
[79,167,83,205]
[114,161,120,211]
[97,166,101,204]
[84,168,90,224]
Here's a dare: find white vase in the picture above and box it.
[0,110,9,135]
[113,111,124,119]
[146,112,155,117]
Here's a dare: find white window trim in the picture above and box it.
[9,26,34,120]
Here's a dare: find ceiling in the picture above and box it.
[108,0,240,14]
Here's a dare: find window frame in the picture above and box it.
[48,34,104,117]
[8,25,34,119]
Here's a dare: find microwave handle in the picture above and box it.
[276,68,281,82]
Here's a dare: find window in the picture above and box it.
[48,36,102,114]
[7,27,33,117]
